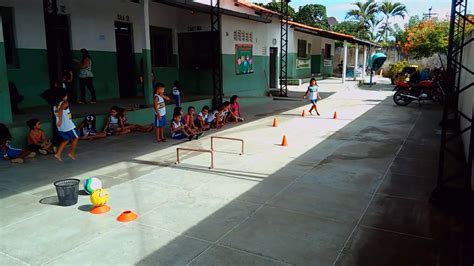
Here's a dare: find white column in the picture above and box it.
[363,45,368,80]
[342,41,348,84]
[354,44,359,81]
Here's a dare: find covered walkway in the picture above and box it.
[0,80,472,265]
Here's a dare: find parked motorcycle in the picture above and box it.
[392,76,445,106]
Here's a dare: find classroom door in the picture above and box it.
[44,13,72,85]
[115,22,135,98]
[269,47,278,88]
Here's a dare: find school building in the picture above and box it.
[0,0,374,127]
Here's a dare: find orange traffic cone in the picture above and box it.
[117,210,138,222]
[90,205,111,214]
[281,135,288,146]
[333,112,337,119]
[301,110,305,117]
[272,117,278,127]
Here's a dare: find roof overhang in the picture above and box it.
[153,0,272,24]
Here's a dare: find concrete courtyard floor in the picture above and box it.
[0,79,471,265]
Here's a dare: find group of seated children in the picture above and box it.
[78,106,153,140]
[153,82,244,143]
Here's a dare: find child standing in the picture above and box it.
[26,118,55,154]
[78,114,107,140]
[153,83,170,142]
[171,113,195,141]
[303,78,322,116]
[54,91,79,161]
[172,80,183,107]
[1,123,36,164]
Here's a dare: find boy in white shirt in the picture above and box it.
[153,83,170,142]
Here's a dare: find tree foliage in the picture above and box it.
[254,1,296,19]
[333,21,360,36]
[345,0,380,40]
[295,4,330,30]
[397,19,449,59]
[379,0,407,42]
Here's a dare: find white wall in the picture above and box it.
[0,0,46,49]
[459,30,474,189]
[61,0,145,53]
[0,16,3,43]
[289,29,334,56]
[221,15,279,56]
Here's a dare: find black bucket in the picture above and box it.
[54,179,80,206]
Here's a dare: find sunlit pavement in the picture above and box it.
[0,79,467,265]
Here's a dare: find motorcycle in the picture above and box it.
[392,76,445,106]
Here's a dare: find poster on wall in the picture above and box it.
[296,59,310,69]
[235,44,254,75]
[323,59,332,67]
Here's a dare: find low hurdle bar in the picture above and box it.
[176,148,214,169]
[211,136,244,155]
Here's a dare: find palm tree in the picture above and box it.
[379,0,407,42]
[346,0,380,40]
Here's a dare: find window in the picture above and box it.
[150,26,174,67]
[0,7,17,67]
[297,39,307,58]
[178,32,216,69]
[324,44,332,59]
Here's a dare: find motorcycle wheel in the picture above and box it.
[432,93,444,104]
[393,90,413,106]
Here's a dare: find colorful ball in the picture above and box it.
[84,177,102,194]
[90,189,109,207]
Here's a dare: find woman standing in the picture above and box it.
[77,49,97,104]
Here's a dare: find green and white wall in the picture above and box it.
[288,29,335,78]
[0,0,149,110]
[0,15,12,124]
[221,15,281,96]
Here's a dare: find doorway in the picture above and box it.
[115,22,135,98]
[269,47,278,88]
[44,13,72,85]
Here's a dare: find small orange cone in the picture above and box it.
[301,110,305,117]
[333,112,337,119]
[90,205,111,214]
[281,135,288,146]
[117,210,138,222]
[272,117,278,127]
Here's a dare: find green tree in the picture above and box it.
[294,4,330,30]
[400,18,449,58]
[333,21,360,35]
[379,0,407,42]
[255,1,296,19]
[346,0,381,40]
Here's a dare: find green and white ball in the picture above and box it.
[84,177,102,194]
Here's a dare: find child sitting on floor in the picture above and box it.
[103,106,130,136]
[229,95,244,122]
[78,114,107,140]
[0,123,36,164]
[208,105,224,129]
[26,118,55,154]
[118,107,153,133]
[195,105,210,131]
[183,106,203,138]
[171,113,195,141]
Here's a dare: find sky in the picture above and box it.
[255,0,459,28]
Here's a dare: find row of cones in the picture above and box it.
[272,111,338,128]
[89,205,138,222]
[273,110,338,147]
[300,110,337,118]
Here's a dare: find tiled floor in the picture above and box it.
[0,80,472,265]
